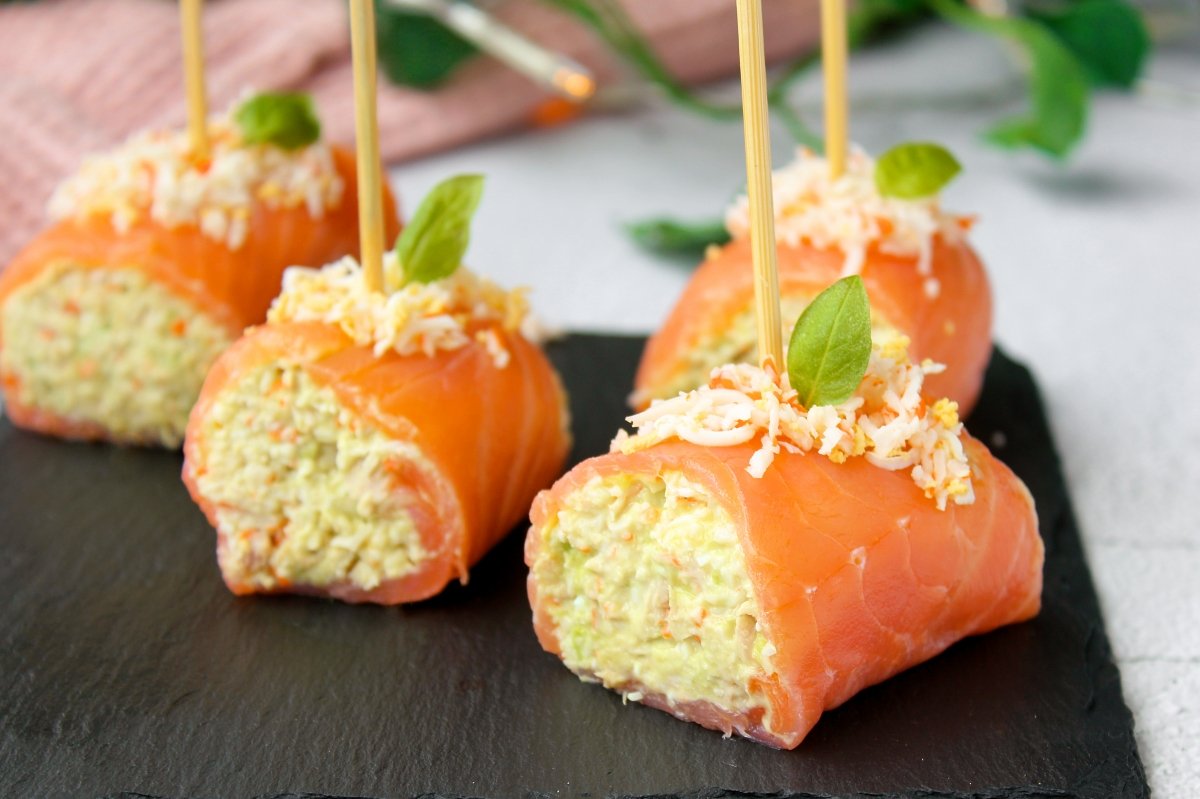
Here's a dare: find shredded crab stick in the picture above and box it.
[184,251,570,604]
[633,148,991,413]
[0,95,400,447]
[526,338,1041,748]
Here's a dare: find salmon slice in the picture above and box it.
[184,320,571,605]
[634,237,993,413]
[0,146,400,444]
[526,436,1042,749]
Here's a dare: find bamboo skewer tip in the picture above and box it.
[349,0,386,295]
[820,0,849,181]
[180,0,209,160]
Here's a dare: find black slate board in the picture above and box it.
[0,334,1147,799]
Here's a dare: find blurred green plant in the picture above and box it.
[376,0,1150,258]
[930,0,1091,157]
[623,218,731,262]
[378,0,1150,162]
[375,1,479,89]
[1027,0,1151,88]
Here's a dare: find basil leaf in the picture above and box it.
[626,217,731,261]
[376,4,478,89]
[930,0,1089,158]
[875,142,962,199]
[234,92,321,150]
[1029,0,1149,89]
[395,174,485,285]
[787,276,873,408]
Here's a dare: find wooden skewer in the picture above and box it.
[349,0,386,293]
[734,0,784,372]
[820,0,849,179]
[180,0,209,159]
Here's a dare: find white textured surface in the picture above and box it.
[392,23,1199,796]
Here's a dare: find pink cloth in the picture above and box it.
[0,0,819,263]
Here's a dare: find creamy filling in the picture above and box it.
[533,471,776,720]
[196,361,433,592]
[0,262,232,446]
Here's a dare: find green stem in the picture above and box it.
[537,0,823,144]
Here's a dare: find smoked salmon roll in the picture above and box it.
[633,146,990,414]
[0,92,399,447]
[527,280,1041,748]
[183,175,570,604]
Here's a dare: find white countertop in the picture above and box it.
[392,22,1199,796]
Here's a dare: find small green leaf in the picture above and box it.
[875,142,962,199]
[626,217,731,261]
[376,4,478,89]
[787,276,873,408]
[1029,0,1149,89]
[234,92,321,150]
[395,174,485,285]
[931,0,1089,158]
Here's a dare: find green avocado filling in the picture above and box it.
[0,262,232,446]
[534,471,777,718]
[196,360,432,592]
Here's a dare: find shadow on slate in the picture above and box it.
[0,334,1147,799]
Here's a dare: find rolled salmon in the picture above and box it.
[635,235,991,412]
[528,337,1041,748]
[184,256,570,604]
[0,121,399,447]
[633,148,991,414]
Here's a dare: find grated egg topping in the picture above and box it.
[615,337,975,511]
[267,253,531,368]
[48,112,344,250]
[724,147,971,298]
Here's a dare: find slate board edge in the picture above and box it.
[102,788,1114,799]
[997,350,1149,799]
